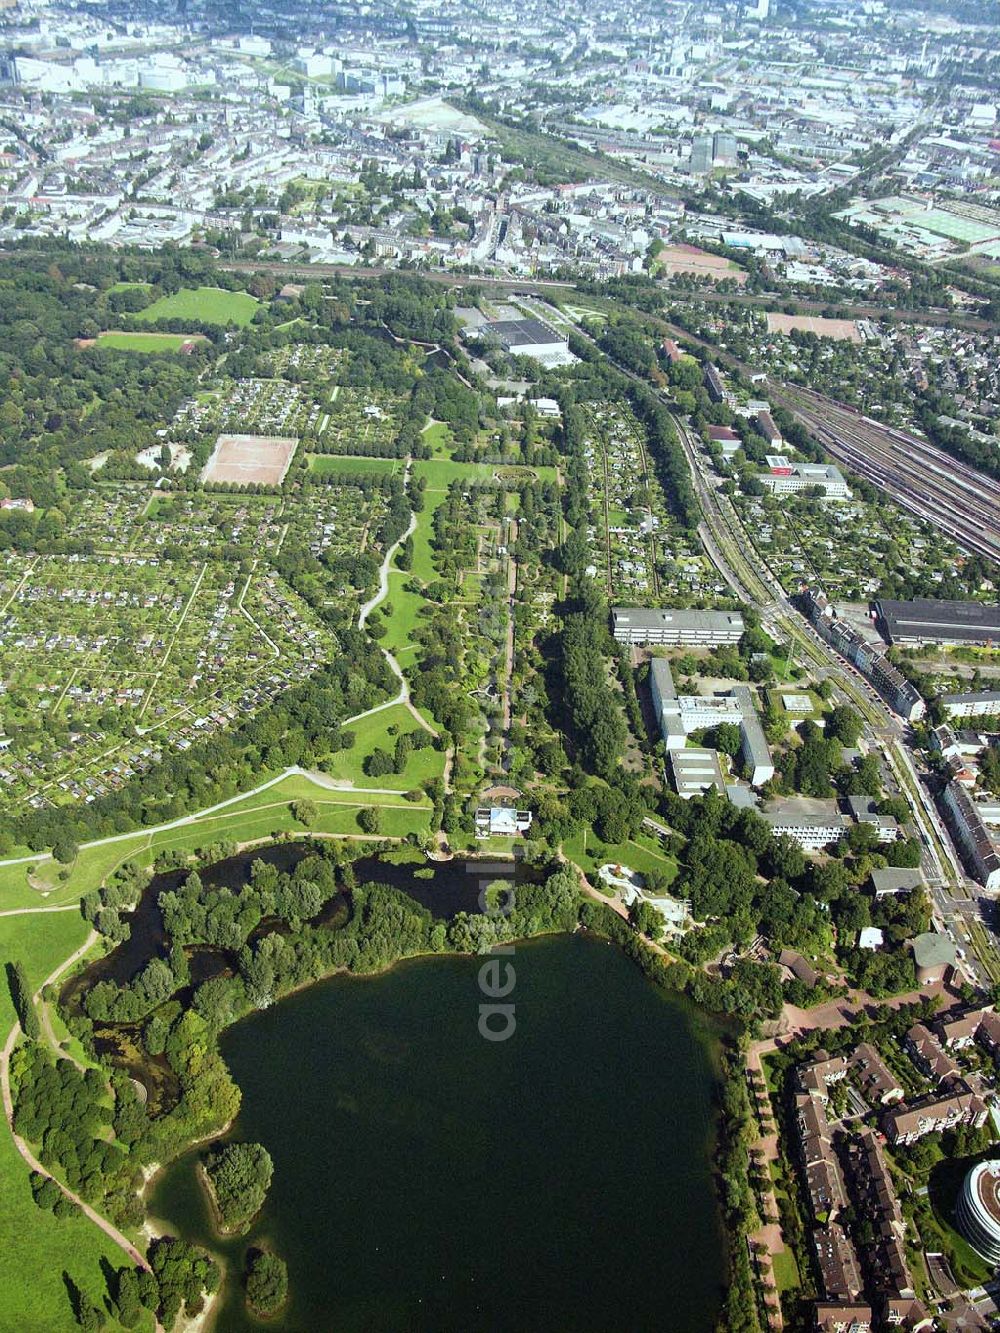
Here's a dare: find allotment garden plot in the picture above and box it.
[310,389,405,456]
[733,492,970,600]
[0,481,388,811]
[583,402,715,603]
[264,343,346,380]
[172,378,323,440]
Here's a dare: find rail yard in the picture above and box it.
[777,385,1000,564]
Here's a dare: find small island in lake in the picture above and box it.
[244,1250,289,1319]
[202,1141,274,1236]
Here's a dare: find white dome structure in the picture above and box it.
[956,1160,1000,1265]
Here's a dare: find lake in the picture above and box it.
[148,932,725,1332]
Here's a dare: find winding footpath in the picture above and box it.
[355,463,437,739]
[0,462,444,1328]
[0,766,426,873]
[0,929,155,1281]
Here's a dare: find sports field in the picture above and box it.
[766,312,861,343]
[202,433,299,486]
[912,209,1000,245]
[135,285,259,327]
[658,243,746,284]
[95,331,207,353]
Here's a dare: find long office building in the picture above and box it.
[874,597,1000,647]
[802,588,925,722]
[613,607,744,647]
[704,362,726,403]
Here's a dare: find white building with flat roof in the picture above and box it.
[613,607,744,646]
[760,461,850,498]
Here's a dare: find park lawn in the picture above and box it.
[135,286,258,327]
[413,457,502,491]
[144,797,430,844]
[380,569,430,656]
[421,421,454,457]
[399,488,444,585]
[307,453,400,475]
[105,280,152,294]
[0,771,431,908]
[0,912,147,1333]
[324,704,444,790]
[96,331,205,353]
[562,827,678,884]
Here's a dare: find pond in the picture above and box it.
[148,932,725,1332]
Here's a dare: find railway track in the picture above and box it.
[777,386,1000,564]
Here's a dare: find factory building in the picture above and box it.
[760,458,850,498]
[480,317,571,366]
[873,597,1000,647]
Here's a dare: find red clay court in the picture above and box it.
[201,434,299,486]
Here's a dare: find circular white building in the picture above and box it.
[956,1161,1000,1265]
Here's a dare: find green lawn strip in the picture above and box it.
[421,421,453,456]
[96,331,203,352]
[307,454,400,475]
[413,457,506,491]
[0,913,145,1333]
[402,501,440,584]
[134,286,258,327]
[324,703,444,790]
[0,773,432,907]
[770,1245,800,1294]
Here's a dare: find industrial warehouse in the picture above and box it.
[873,597,1000,647]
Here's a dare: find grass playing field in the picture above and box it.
[307,454,401,475]
[135,286,259,327]
[96,331,206,353]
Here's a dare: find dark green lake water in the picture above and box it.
[148,933,724,1332]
